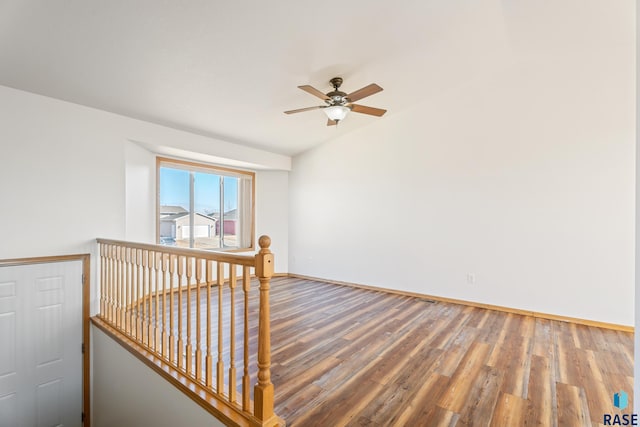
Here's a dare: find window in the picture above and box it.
[157,157,255,250]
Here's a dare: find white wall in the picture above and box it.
[92,326,225,427]
[257,171,289,273]
[0,86,125,259]
[125,141,156,242]
[289,5,635,326]
[634,0,639,411]
[0,85,291,310]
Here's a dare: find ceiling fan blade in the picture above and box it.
[298,85,330,100]
[346,83,383,102]
[350,104,387,117]
[327,119,337,126]
[284,106,323,114]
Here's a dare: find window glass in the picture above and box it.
[157,158,254,250]
[159,167,190,247]
[193,171,220,249]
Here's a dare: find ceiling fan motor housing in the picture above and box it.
[327,77,347,105]
[326,92,347,105]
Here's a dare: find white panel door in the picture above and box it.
[0,261,83,427]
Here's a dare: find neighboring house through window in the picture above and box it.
[157,157,255,250]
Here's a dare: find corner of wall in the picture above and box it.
[124,141,156,243]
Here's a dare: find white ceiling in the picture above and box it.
[0,1,632,156]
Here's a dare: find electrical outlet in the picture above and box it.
[467,273,475,284]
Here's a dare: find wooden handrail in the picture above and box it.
[96,238,257,266]
[96,237,284,426]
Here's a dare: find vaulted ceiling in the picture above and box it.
[0,1,632,155]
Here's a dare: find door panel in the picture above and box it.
[0,277,18,406]
[0,261,83,427]
[0,312,16,377]
[0,393,17,426]
[36,379,62,427]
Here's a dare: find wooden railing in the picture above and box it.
[96,236,283,427]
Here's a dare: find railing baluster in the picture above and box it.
[115,246,122,329]
[142,250,149,346]
[136,249,144,342]
[120,246,126,329]
[228,264,237,403]
[177,255,184,369]
[217,262,224,394]
[99,244,105,318]
[105,245,110,322]
[169,254,176,364]
[114,246,118,325]
[154,252,161,353]
[186,256,194,376]
[161,253,168,359]
[242,265,251,412]
[206,260,213,388]
[109,245,115,323]
[195,258,203,382]
[147,250,154,346]
[126,247,132,335]
[131,249,140,338]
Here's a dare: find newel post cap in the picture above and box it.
[258,235,271,251]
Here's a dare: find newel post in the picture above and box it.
[254,235,275,422]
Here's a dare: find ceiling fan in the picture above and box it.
[284,77,387,126]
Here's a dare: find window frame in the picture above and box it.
[156,156,256,252]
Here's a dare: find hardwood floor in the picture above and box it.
[157,276,633,426]
[264,277,633,426]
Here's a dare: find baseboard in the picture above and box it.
[285,273,634,333]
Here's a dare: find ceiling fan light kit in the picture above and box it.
[323,105,350,121]
[285,76,387,126]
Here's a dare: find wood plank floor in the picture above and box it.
[157,276,633,426]
[265,277,633,426]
